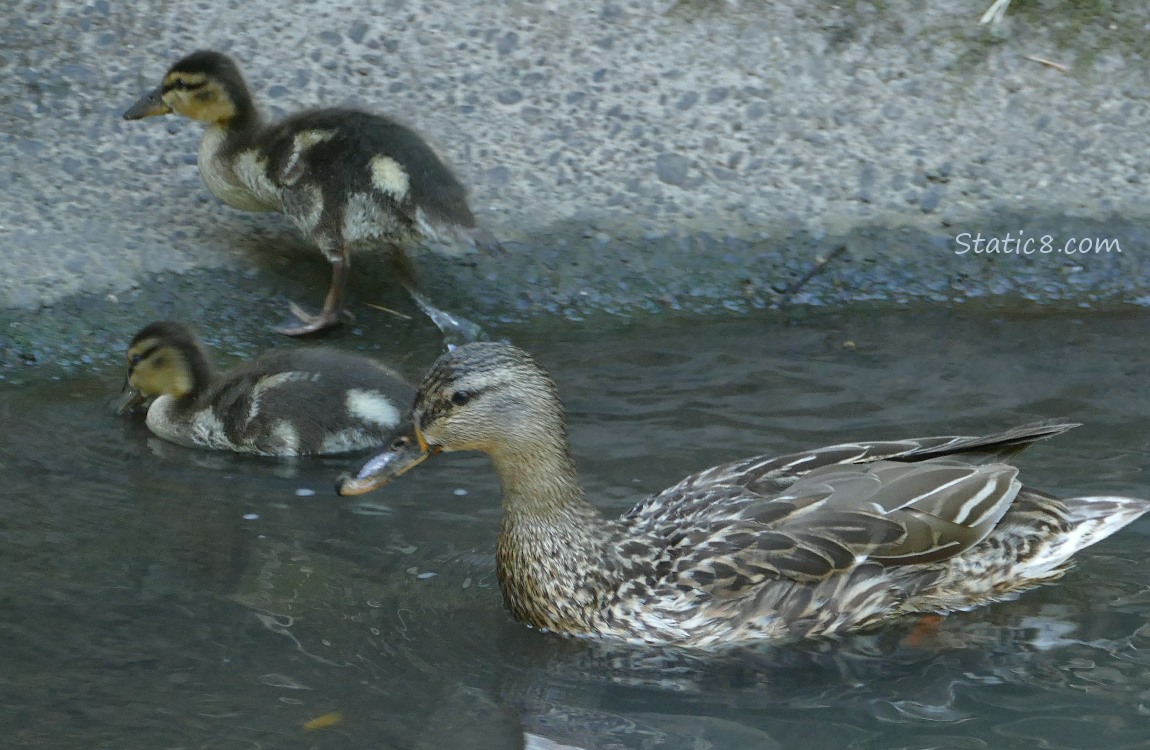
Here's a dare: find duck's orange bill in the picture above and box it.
[336,427,438,496]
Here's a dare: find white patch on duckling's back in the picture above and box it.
[296,129,337,150]
[280,129,337,186]
[369,156,410,200]
[246,371,317,424]
[198,126,279,211]
[345,389,401,428]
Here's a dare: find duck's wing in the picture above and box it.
[633,458,1022,598]
[751,458,1022,572]
[649,419,1076,505]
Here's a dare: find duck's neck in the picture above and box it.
[198,96,278,212]
[233,91,261,132]
[172,346,218,410]
[217,85,263,147]
[491,437,622,635]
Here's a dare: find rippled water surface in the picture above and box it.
[3,307,1150,749]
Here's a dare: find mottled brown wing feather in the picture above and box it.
[649,458,1021,598]
[804,459,1022,565]
[623,422,1070,600]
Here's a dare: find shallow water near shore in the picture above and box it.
[2,306,1149,749]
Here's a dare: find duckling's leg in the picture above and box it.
[276,252,353,336]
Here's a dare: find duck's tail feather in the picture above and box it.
[1026,495,1150,579]
[906,419,1081,464]
[1063,495,1150,546]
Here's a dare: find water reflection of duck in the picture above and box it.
[116,321,410,456]
[340,341,1150,647]
[123,50,500,336]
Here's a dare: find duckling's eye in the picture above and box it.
[450,391,471,407]
[169,80,189,91]
[128,354,143,366]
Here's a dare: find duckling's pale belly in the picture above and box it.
[198,126,280,212]
[145,396,231,451]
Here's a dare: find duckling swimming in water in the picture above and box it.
[117,321,411,456]
[339,342,1150,647]
[123,50,500,336]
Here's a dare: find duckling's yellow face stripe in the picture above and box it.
[164,72,208,89]
[125,339,194,398]
[164,72,237,123]
[124,72,236,124]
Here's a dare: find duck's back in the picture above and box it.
[201,348,411,455]
[601,422,1149,644]
[249,109,474,243]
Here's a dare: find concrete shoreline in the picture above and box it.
[2,0,1148,373]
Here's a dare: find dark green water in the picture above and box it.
[2,307,1149,749]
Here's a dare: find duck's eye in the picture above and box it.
[450,391,471,407]
[128,354,143,366]
[391,435,410,449]
[169,80,188,91]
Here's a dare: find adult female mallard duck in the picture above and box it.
[116,321,411,456]
[123,50,500,336]
[338,342,1150,647]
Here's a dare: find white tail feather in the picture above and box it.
[1027,495,1150,578]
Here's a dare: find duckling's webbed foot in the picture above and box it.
[275,301,355,336]
[275,253,352,336]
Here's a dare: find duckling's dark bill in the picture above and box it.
[337,436,436,496]
[114,381,149,415]
[123,87,173,120]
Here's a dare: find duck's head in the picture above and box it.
[123,50,252,125]
[115,321,212,415]
[338,342,565,496]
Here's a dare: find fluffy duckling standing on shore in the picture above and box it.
[116,321,411,456]
[123,50,500,336]
[339,342,1150,647]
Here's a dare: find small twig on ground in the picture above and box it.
[1022,55,1070,73]
[363,302,413,320]
[774,245,847,309]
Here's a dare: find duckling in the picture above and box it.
[123,50,500,336]
[338,342,1150,647]
[116,321,411,456]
